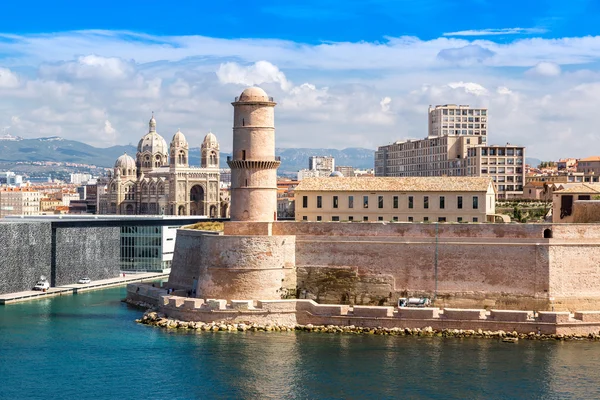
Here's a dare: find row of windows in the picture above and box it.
[439,116,487,123]
[303,215,479,223]
[304,195,479,210]
[440,109,487,116]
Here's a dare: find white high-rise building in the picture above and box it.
[428,104,488,143]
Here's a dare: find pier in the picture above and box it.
[0,272,168,305]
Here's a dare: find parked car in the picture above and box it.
[78,278,91,284]
[398,297,431,308]
[33,281,50,291]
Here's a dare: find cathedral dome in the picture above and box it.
[202,131,219,149]
[114,153,136,176]
[238,87,270,102]
[171,129,188,147]
[137,114,168,156]
[115,153,136,169]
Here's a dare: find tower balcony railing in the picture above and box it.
[227,155,281,162]
[234,96,275,102]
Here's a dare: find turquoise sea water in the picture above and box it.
[2,287,600,400]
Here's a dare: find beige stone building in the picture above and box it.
[577,156,600,175]
[552,183,600,223]
[295,176,495,223]
[0,187,41,216]
[101,115,226,216]
[428,104,488,140]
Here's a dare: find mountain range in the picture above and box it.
[0,137,377,172]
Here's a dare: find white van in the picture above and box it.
[33,281,50,291]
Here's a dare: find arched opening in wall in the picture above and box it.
[125,204,134,215]
[178,205,185,215]
[210,151,217,166]
[210,205,217,218]
[242,150,246,160]
[189,185,205,216]
[544,228,553,239]
[221,203,229,218]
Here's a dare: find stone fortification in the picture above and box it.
[127,283,600,336]
[169,220,600,311]
[169,229,296,300]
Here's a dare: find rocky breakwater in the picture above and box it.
[135,308,600,342]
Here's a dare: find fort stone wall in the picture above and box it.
[171,221,600,311]
[169,229,296,300]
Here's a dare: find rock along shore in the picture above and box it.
[126,300,600,342]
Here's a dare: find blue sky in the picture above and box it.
[0,0,599,159]
[3,0,598,41]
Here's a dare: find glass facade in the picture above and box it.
[120,225,170,272]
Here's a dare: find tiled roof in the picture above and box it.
[295,177,494,193]
[554,183,600,194]
[579,156,600,162]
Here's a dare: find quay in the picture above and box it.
[0,272,168,305]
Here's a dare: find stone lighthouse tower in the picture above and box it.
[228,87,280,222]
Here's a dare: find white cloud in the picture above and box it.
[216,61,291,90]
[443,28,547,37]
[0,30,598,158]
[447,82,489,96]
[380,97,392,112]
[0,67,19,88]
[526,61,562,77]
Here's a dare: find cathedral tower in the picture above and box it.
[228,87,280,222]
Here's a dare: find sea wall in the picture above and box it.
[127,284,600,336]
[0,222,51,295]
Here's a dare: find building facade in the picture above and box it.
[428,104,488,140]
[295,176,496,223]
[100,115,226,217]
[376,105,525,199]
[309,156,335,172]
[466,145,525,198]
[577,156,600,175]
[0,187,41,216]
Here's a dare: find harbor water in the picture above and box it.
[1,286,600,400]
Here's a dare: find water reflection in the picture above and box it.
[3,289,600,400]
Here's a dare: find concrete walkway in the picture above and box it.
[0,273,169,305]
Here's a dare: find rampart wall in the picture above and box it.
[173,222,600,310]
[127,284,600,336]
[168,229,296,300]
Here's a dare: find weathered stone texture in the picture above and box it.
[0,222,51,294]
[171,222,600,310]
[54,227,120,286]
[169,230,296,300]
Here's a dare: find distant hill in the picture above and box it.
[0,137,376,172]
[525,157,541,167]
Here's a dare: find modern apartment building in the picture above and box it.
[466,145,525,198]
[375,135,474,177]
[295,176,496,223]
[376,105,525,199]
[309,156,335,172]
[428,104,488,141]
[0,187,41,216]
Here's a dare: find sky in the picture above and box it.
[0,0,599,160]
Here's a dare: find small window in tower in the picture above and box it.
[242,150,246,160]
